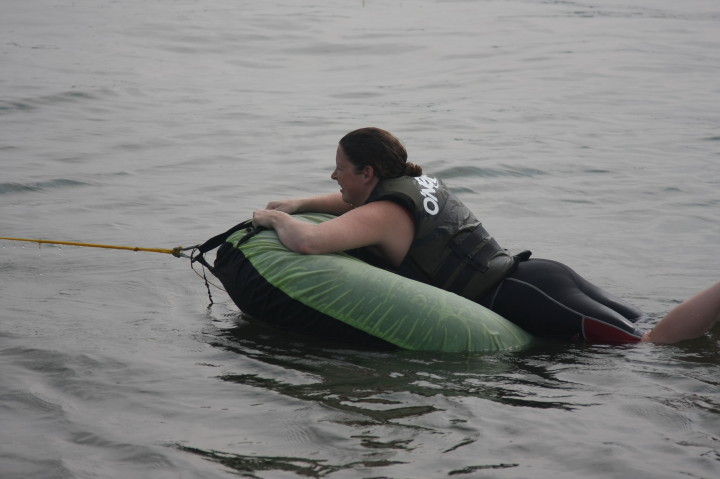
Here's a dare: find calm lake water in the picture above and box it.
[1,0,719,478]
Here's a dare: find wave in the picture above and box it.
[0,178,91,195]
[435,165,546,179]
[0,90,102,115]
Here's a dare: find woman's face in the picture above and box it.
[332,145,373,206]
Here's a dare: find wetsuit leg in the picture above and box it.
[479,259,645,342]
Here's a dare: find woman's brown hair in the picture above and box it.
[339,127,423,179]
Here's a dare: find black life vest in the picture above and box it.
[365,175,526,300]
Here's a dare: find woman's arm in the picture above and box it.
[252,200,414,266]
[265,192,353,216]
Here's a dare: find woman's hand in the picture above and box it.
[262,193,352,217]
[252,208,288,229]
[265,199,300,214]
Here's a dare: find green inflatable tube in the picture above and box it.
[214,213,534,353]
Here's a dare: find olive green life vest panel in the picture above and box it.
[366,176,518,300]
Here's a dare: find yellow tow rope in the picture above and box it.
[0,237,190,258]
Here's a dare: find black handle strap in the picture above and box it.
[190,219,252,271]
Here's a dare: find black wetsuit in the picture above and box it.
[366,175,646,343]
[479,259,645,342]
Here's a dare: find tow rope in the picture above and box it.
[0,237,193,258]
[1,221,261,305]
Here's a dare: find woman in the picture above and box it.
[252,127,720,344]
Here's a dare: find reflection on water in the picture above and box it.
[187,313,720,477]
[178,444,405,478]
[213,315,610,408]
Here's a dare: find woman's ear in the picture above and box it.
[362,165,375,180]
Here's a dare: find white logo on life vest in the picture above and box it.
[415,175,440,215]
